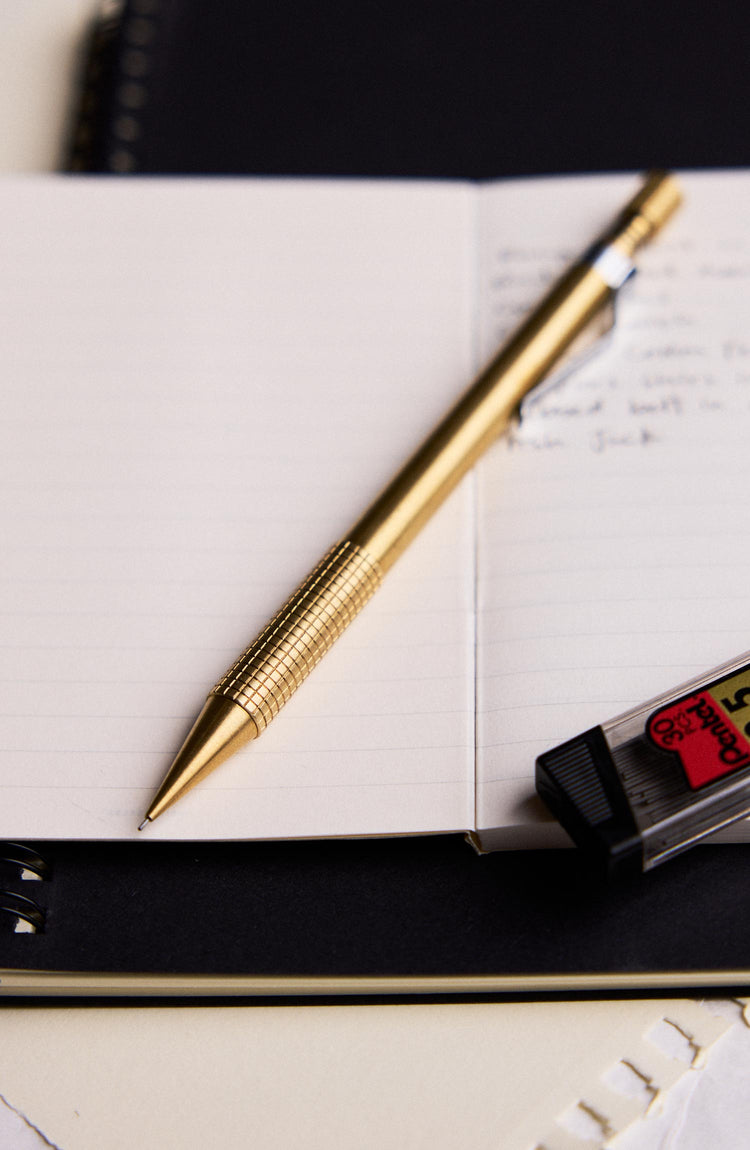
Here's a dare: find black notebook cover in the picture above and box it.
[66,0,750,178]
[2,837,750,998]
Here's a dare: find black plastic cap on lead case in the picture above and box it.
[536,727,643,879]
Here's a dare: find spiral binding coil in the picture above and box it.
[0,891,46,933]
[0,844,50,933]
[67,0,162,174]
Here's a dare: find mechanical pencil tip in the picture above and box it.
[138,817,151,832]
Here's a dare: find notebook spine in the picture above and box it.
[0,844,51,934]
[65,0,164,174]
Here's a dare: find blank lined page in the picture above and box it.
[475,171,750,845]
[0,177,476,840]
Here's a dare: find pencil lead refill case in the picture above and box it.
[535,651,750,877]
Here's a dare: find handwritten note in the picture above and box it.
[474,172,750,844]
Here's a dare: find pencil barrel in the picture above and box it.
[211,541,383,732]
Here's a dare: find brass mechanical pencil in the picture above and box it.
[140,170,682,827]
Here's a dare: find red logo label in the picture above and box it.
[647,675,750,789]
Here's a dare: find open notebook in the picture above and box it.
[2,170,749,846]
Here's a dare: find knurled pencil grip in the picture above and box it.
[212,541,383,732]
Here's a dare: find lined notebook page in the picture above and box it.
[475,171,750,845]
[0,177,476,840]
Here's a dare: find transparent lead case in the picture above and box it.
[536,651,750,877]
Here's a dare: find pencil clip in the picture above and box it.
[520,297,617,414]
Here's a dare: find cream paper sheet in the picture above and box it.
[0,999,737,1150]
